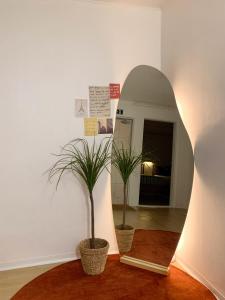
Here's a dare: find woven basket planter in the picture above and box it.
[115,225,135,253]
[79,238,109,275]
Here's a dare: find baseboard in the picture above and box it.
[0,253,77,271]
[0,249,119,271]
[175,256,225,300]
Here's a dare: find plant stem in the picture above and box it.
[90,192,95,249]
[122,183,127,230]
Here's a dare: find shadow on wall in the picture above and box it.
[194,119,225,194]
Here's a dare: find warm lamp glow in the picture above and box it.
[176,233,185,252]
[143,161,154,167]
[142,161,154,176]
[176,100,184,120]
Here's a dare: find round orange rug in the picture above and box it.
[12,255,215,300]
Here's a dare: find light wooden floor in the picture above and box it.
[0,263,60,300]
[113,206,187,233]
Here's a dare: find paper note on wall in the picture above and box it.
[98,118,113,134]
[89,86,110,117]
[84,117,98,136]
[75,99,88,117]
[109,83,120,99]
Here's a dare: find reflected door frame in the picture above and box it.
[140,118,180,209]
[116,101,182,208]
[112,117,133,206]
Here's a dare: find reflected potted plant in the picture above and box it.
[112,143,143,252]
[48,138,112,275]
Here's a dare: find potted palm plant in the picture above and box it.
[112,143,143,252]
[48,138,112,275]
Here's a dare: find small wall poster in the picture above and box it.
[109,83,120,99]
[89,86,110,117]
[75,99,88,117]
[98,118,113,134]
[84,117,98,136]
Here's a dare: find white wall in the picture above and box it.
[116,100,193,209]
[0,0,161,270]
[162,0,225,298]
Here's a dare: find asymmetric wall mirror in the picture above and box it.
[111,65,194,275]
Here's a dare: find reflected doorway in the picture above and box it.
[139,120,174,206]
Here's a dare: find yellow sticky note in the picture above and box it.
[84,117,98,136]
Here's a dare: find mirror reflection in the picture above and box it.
[111,65,194,274]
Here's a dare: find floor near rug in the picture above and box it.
[12,255,215,300]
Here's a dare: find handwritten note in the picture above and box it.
[89,86,110,117]
[84,117,98,136]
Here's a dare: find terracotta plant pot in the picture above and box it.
[115,225,135,253]
[79,238,109,275]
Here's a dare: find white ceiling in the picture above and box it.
[93,0,164,8]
